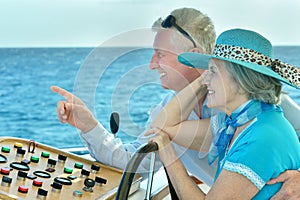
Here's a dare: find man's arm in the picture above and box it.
[80,93,178,173]
[267,170,300,200]
[51,86,172,173]
[81,122,163,173]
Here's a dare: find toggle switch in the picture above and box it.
[14,142,23,148]
[33,179,43,187]
[64,167,73,174]
[37,188,48,200]
[83,178,95,192]
[17,170,28,181]
[18,186,29,193]
[47,158,57,168]
[73,190,83,197]
[1,176,12,187]
[91,164,100,174]
[80,169,90,178]
[46,158,57,172]
[1,146,10,153]
[51,181,62,193]
[41,151,50,158]
[1,167,10,175]
[95,176,107,186]
[58,154,67,163]
[74,162,83,169]
[16,148,26,157]
[30,155,40,163]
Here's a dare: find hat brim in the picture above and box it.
[178,52,296,88]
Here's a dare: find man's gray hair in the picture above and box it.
[152,7,216,54]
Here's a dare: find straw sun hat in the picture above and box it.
[178,28,300,89]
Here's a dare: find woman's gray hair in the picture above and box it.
[152,8,216,54]
[225,61,282,104]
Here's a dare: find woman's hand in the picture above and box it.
[145,128,178,167]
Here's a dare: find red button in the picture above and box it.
[33,179,43,187]
[1,167,10,175]
[18,186,29,193]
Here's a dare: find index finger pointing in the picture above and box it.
[50,86,74,102]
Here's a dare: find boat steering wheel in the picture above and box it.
[115,142,179,200]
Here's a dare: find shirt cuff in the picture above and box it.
[81,123,109,138]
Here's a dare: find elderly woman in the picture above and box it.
[146,29,300,199]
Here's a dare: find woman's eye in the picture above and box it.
[209,66,216,73]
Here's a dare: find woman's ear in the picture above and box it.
[189,47,204,54]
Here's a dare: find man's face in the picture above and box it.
[150,30,202,92]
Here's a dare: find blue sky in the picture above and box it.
[0,0,299,47]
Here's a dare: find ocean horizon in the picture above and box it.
[0,46,299,149]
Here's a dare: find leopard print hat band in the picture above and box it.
[213,44,300,88]
[271,60,300,89]
[178,28,300,89]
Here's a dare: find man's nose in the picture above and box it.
[149,54,159,70]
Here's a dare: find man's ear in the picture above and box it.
[189,47,204,54]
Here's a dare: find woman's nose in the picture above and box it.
[201,70,211,84]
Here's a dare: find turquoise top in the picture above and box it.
[211,103,300,199]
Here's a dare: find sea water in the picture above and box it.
[0,46,299,148]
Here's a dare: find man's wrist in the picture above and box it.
[82,120,98,133]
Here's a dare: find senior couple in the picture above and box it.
[51,8,300,199]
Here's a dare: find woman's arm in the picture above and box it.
[149,130,259,199]
[150,76,206,128]
[155,119,211,150]
[207,169,258,199]
[149,76,211,149]
[149,130,207,199]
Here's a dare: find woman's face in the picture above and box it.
[202,59,248,115]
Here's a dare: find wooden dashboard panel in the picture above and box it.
[0,137,141,200]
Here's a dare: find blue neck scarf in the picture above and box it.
[208,100,278,165]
